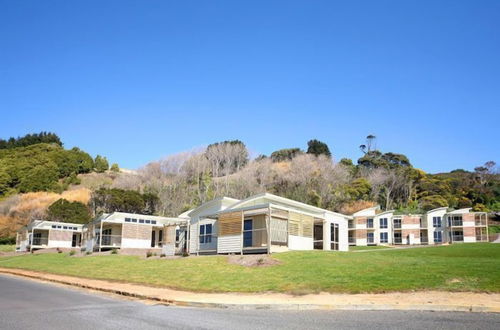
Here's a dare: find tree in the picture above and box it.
[270,148,303,162]
[110,163,120,172]
[94,155,109,173]
[419,195,448,211]
[47,199,91,224]
[306,139,331,157]
[89,188,159,215]
[0,131,62,149]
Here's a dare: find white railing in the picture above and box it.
[98,235,122,247]
[32,237,48,246]
[451,235,464,242]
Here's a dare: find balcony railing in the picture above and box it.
[449,220,463,227]
[348,223,355,229]
[243,228,268,249]
[348,237,355,244]
[475,220,487,226]
[32,237,48,246]
[451,235,464,242]
[394,237,402,244]
[393,223,401,229]
[98,235,122,247]
[421,237,428,244]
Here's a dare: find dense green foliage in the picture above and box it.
[47,199,92,224]
[0,237,15,245]
[306,139,331,157]
[90,188,159,215]
[0,144,94,194]
[110,163,120,172]
[1,244,498,293]
[270,148,303,162]
[0,132,62,149]
[94,155,109,173]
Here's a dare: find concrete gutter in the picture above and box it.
[0,268,498,313]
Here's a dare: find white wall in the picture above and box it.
[217,234,242,253]
[48,240,72,248]
[121,238,150,249]
[288,235,313,250]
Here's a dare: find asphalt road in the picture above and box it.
[0,274,498,330]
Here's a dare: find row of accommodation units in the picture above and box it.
[348,206,489,246]
[16,193,489,255]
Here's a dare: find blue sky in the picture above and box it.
[1,0,499,173]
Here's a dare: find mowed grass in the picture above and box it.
[349,245,393,251]
[0,245,14,252]
[0,244,498,294]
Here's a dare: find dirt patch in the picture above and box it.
[227,254,281,267]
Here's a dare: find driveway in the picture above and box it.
[0,274,498,330]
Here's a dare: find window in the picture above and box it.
[151,220,157,225]
[125,218,131,222]
[131,218,137,223]
[367,232,374,243]
[433,231,442,243]
[199,224,213,244]
[393,219,401,229]
[367,218,374,228]
[52,225,56,229]
[145,220,151,224]
[63,226,68,230]
[394,232,402,244]
[139,219,145,224]
[380,232,388,243]
[379,218,388,229]
[57,226,62,229]
[432,217,442,227]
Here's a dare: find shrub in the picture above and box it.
[146,251,153,258]
[85,251,92,255]
[111,248,118,254]
[56,248,62,253]
[160,253,166,258]
[69,250,76,256]
[0,237,15,245]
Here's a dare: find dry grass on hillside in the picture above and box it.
[0,188,91,237]
[338,200,377,215]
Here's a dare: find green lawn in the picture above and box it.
[0,244,498,294]
[349,245,394,251]
[0,245,14,252]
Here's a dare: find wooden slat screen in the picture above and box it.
[218,211,243,236]
[270,217,288,244]
[302,214,313,237]
[165,226,176,244]
[289,211,314,238]
[289,211,301,236]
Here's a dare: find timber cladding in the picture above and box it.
[122,223,152,240]
[355,217,367,225]
[402,215,421,225]
[218,211,243,236]
[48,230,72,241]
[463,227,475,237]
[289,211,313,237]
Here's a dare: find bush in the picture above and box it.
[160,253,166,258]
[0,237,15,245]
[146,251,153,258]
[69,250,76,256]
[85,251,92,255]
[111,248,118,254]
[56,248,62,253]
[47,198,91,224]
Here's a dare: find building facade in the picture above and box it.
[16,220,83,252]
[348,206,488,247]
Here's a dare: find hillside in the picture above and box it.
[0,135,498,239]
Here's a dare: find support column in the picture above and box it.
[99,220,103,252]
[323,221,331,251]
[267,206,272,255]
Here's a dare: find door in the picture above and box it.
[313,224,323,249]
[72,233,77,247]
[243,219,253,248]
[151,230,156,247]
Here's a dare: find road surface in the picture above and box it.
[0,274,498,330]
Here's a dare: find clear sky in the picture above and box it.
[1,1,499,173]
